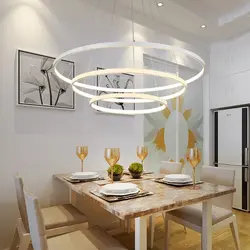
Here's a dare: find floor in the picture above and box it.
[114,209,250,250]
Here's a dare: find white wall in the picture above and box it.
[0,0,208,249]
[210,32,250,109]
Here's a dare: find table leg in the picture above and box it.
[164,212,171,250]
[69,189,72,203]
[202,200,212,250]
[149,215,155,249]
[135,216,147,250]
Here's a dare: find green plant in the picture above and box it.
[129,162,143,173]
[107,164,124,175]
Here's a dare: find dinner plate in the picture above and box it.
[163,181,193,186]
[101,183,138,194]
[164,174,192,182]
[163,178,193,184]
[100,187,140,196]
[71,172,98,179]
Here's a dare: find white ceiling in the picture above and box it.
[119,0,250,43]
[83,0,250,44]
[171,0,249,19]
[168,0,250,39]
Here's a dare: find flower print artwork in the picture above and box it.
[18,50,75,110]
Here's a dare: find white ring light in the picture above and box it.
[72,68,186,92]
[71,68,187,103]
[89,93,168,115]
[53,41,205,86]
[53,41,205,114]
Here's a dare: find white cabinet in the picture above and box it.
[217,108,242,165]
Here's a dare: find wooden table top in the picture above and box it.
[54,173,236,220]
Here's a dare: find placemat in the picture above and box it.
[155,178,203,187]
[90,189,153,202]
[63,176,105,184]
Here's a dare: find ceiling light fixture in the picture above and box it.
[201,24,207,28]
[157,2,163,7]
[53,0,205,115]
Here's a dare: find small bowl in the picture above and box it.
[129,171,143,179]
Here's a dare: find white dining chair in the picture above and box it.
[24,189,127,250]
[164,166,240,250]
[149,161,184,249]
[10,174,88,250]
[159,161,183,175]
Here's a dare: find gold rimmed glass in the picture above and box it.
[186,148,201,189]
[137,146,148,169]
[104,148,120,183]
[76,146,88,172]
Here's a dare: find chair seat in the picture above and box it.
[47,227,127,250]
[42,204,87,230]
[168,203,233,227]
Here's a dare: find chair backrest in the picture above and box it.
[201,166,235,209]
[159,161,183,175]
[14,174,29,232]
[24,189,48,250]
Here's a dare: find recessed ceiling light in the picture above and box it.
[201,24,207,28]
[157,2,163,7]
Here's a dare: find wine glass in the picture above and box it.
[104,148,120,183]
[186,148,201,189]
[76,146,88,172]
[137,146,148,169]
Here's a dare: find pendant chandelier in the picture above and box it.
[53,1,205,115]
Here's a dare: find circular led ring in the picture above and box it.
[89,93,168,115]
[71,68,187,103]
[72,68,186,92]
[53,41,205,86]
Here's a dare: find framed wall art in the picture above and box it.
[17,50,75,110]
[96,67,135,112]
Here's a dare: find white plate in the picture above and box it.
[71,174,99,180]
[164,174,192,182]
[102,183,138,194]
[72,172,98,178]
[163,178,192,184]
[163,181,193,186]
[100,187,140,196]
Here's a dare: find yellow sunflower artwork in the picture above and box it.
[144,95,203,171]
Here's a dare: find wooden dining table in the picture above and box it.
[54,173,235,250]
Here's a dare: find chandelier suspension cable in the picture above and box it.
[131,0,135,70]
[85,0,100,79]
[112,0,117,22]
[141,0,146,16]
[93,0,101,24]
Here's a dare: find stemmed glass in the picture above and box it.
[104,148,120,183]
[137,146,148,169]
[76,146,88,172]
[186,148,201,189]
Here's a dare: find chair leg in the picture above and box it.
[164,213,171,250]
[149,215,155,249]
[184,226,187,234]
[10,226,19,250]
[18,235,30,250]
[230,216,241,250]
